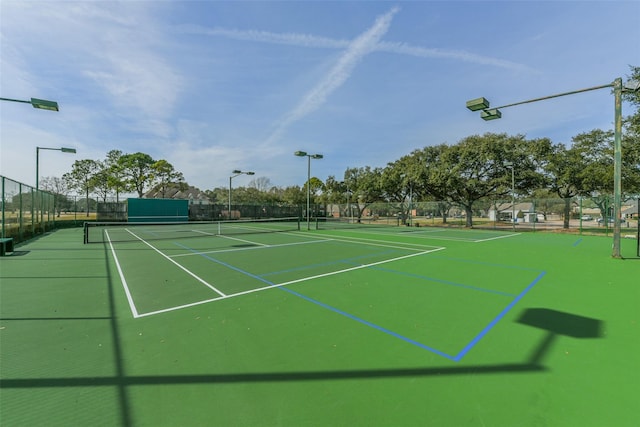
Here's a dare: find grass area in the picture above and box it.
[0,226,638,426]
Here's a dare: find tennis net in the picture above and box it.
[315,216,401,230]
[84,217,300,243]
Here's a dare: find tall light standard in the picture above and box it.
[2,96,60,235]
[466,78,640,258]
[294,151,323,230]
[341,181,353,222]
[229,170,254,220]
[35,146,76,229]
[36,147,77,191]
[504,161,516,231]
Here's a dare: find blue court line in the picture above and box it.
[452,271,547,362]
[174,242,457,359]
[174,241,545,362]
[365,265,517,297]
[280,286,457,361]
[424,254,544,272]
[175,243,273,286]
[572,238,583,247]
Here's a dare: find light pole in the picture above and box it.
[294,151,323,230]
[1,97,59,111]
[340,180,353,223]
[343,181,353,222]
[36,147,77,191]
[228,170,254,220]
[467,78,640,258]
[504,161,515,231]
[2,96,60,235]
[35,146,76,229]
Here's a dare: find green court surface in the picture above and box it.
[1,225,638,426]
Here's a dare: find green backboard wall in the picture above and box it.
[127,198,188,222]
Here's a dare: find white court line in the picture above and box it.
[341,230,479,242]
[125,228,227,298]
[106,230,140,318]
[301,232,442,251]
[170,238,333,258]
[473,233,521,242]
[135,246,446,318]
[192,229,270,247]
[320,228,518,243]
[219,234,269,246]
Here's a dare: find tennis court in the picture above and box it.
[1,222,638,426]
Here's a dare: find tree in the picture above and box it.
[248,177,273,192]
[151,159,185,198]
[39,176,70,216]
[418,144,455,223]
[279,185,306,206]
[343,166,383,221]
[105,150,127,202]
[63,159,101,217]
[543,143,586,228]
[380,157,416,225]
[443,133,533,227]
[91,161,112,203]
[120,152,156,197]
[621,65,640,197]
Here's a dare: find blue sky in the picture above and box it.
[1,1,639,193]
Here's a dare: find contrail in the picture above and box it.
[264,6,400,145]
[179,18,530,72]
[181,25,350,49]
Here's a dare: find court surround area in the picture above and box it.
[0,222,638,426]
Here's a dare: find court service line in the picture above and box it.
[135,246,446,318]
[474,233,521,243]
[169,238,333,258]
[106,230,140,318]
[192,229,270,247]
[125,229,227,298]
[319,229,480,243]
[276,247,447,287]
[320,228,519,243]
[298,232,443,251]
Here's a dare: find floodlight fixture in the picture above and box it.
[481,109,502,121]
[623,80,640,92]
[30,98,59,111]
[466,97,490,111]
[1,96,59,111]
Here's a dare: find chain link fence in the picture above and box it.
[320,197,639,234]
[3,173,637,245]
[1,176,57,243]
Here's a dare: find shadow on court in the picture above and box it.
[1,306,603,427]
